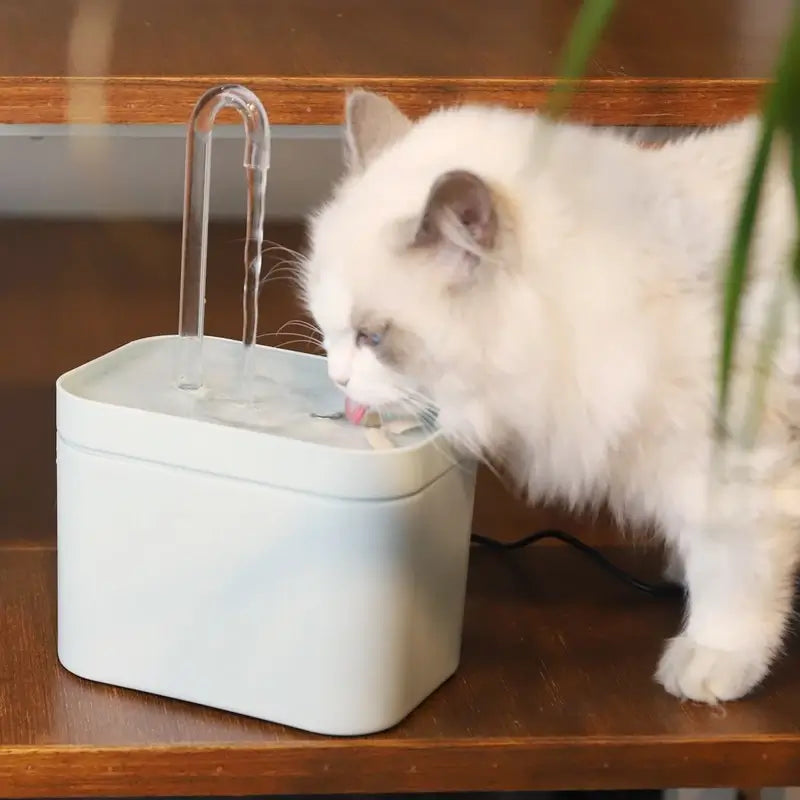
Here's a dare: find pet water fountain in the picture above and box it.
[55,85,477,736]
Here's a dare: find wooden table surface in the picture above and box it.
[3,540,800,798]
[2,220,800,796]
[0,0,793,125]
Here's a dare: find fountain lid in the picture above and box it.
[56,336,460,502]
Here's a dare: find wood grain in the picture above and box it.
[0,0,792,125]
[2,545,800,796]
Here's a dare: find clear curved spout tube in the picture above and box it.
[176,85,270,391]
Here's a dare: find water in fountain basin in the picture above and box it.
[77,337,432,451]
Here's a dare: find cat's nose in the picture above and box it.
[330,373,349,389]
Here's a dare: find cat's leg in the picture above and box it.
[655,508,798,703]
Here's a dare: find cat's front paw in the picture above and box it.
[655,634,770,703]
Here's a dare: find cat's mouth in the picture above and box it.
[344,397,370,425]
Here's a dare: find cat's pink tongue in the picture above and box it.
[345,397,369,425]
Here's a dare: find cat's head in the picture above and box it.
[302,90,529,431]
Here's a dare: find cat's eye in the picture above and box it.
[356,329,383,348]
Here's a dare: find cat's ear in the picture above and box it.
[344,89,412,172]
[412,170,498,270]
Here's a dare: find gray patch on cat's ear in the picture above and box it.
[413,170,498,254]
[344,89,412,172]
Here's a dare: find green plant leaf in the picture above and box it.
[741,263,789,447]
[717,114,777,431]
[547,0,616,117]
[791,124,800,288]
[717,0,800,433]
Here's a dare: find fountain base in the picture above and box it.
[55,335,477,735]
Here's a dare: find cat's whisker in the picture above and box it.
[258,275,297,291]
[259,261,302,285]
[229,239,308,274]
[256,331,323,348]
[257,240,309,286]
[257,329,321,340]
[258,268,300,284]
[274,323,324,342]
[266,253,303,269]
[256,316,324,348]
[266,337,325,353]
[260,244,297,258]
[442,432,493,479]
[396,393,457,462]
[261,259,297,275]
[411,412,468,474]
[403,389,440,420]
[399,390,491,477]
[258,338,324,352]
[278,317,320,331]
[276,318,323,338]
[288,322,323,338]
[260,239,306,263]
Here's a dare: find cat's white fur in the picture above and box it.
[302,90,800,704]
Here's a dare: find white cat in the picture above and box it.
[301,89,800,704]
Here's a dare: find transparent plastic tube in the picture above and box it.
[176,85,270,391]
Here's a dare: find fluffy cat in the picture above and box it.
[300,89,800,704]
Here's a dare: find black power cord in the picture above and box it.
[470,529,684,598]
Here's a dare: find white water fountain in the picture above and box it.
[55,85,477,735]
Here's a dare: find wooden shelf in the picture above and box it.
[2,220,800,796]
[3,542,800,797]
[0,0,793,125]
